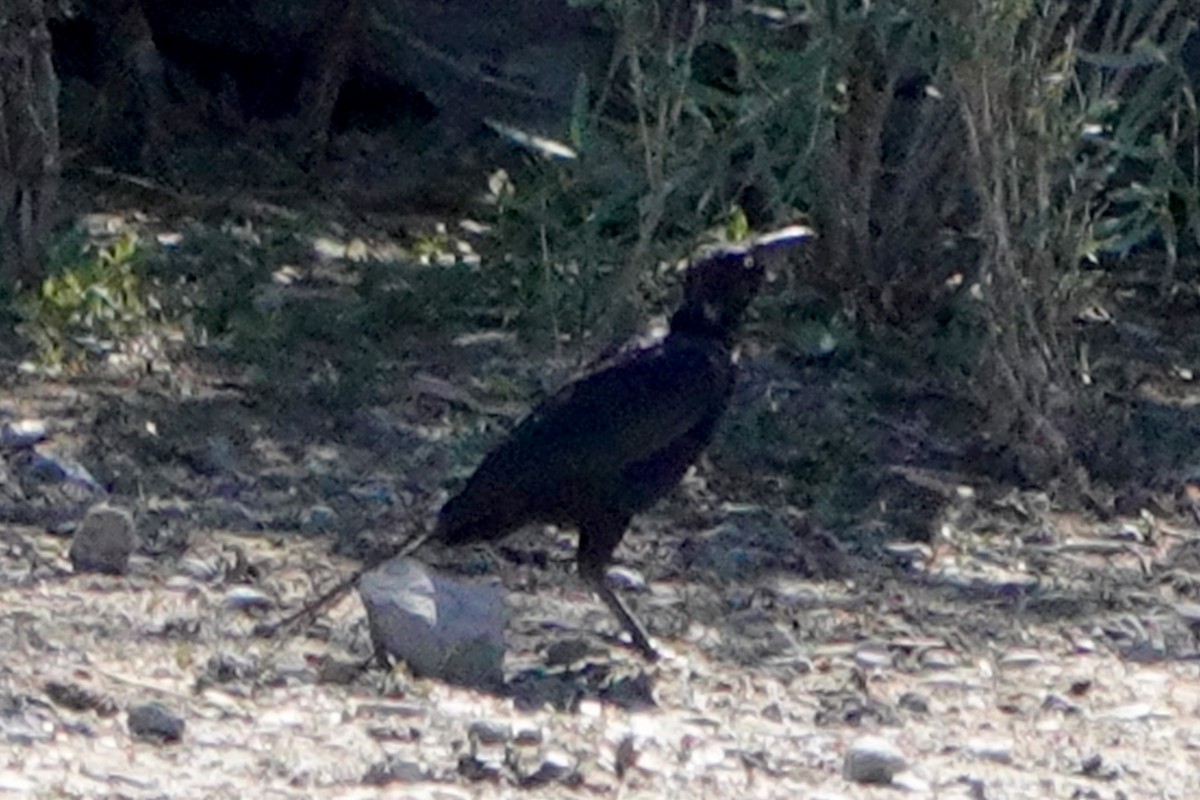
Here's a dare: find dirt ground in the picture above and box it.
[3,331,1200,800]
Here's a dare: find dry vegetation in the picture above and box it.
[2,0,1200,797]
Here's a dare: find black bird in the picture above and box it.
[436,227,810,658]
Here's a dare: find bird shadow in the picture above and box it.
[504,656,656,712]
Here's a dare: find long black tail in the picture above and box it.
[255,529,434,638]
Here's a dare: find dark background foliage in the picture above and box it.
[4,0,1200,539]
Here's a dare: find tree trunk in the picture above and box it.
[0,0,59,289]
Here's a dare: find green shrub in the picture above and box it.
[18,230,171,373]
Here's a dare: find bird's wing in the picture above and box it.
[497,338,729,477]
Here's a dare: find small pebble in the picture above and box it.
[514,726,543,746]
[843,736,906,785]
[469,720,512,745]
[0,419,47,445]
[225,587,274,612]
[967,737,1013,764]
[854,647,893,669]
[920,648,958,670]
[300,504,336,534]
[524,750,575,786]
[998,649,1043,668]
[898,692,930,714]
[127,703,185,743]
[363,756,425,785]
[176,557,220,582]
[545,638,591,667]
[606,566,646,591]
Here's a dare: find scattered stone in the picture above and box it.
[998,649,1043,668]
[44,681,116,716]
[127,702,185,743]
[359,557,506,690]
[353,702,428,720]
[966,737,1013,764]
[1057,538,1131,555]
[893,772,932,793]
[203,652,259,684]
[0,419,47,446]
[1079,752,1121,780]
[514,726,543,746]
[365,725,421,743]
[259,468,299,490]
[522,750,576,787]
[843,736,906,785]
[919,648,958,670]
[898,692,930,714]
[599,671,656,710]
[0,694,55,746]
[363,756,426,785]
[1042,693,1081,714]
[1103,702,1169,722]
[457,754,502,782]
[0,774,35,793]
[300,504,336,534]
[199,498,263,531]
[885,541,933,565]
[545,638,592,667]
[686,516,797,580]
[469,720,512,745]
[348,483,396,504]
[1173,602,1200,633]
[853,646,893,669]
[146,496,192,519]
[176,557,221,582]
[69,505,136,575]
[200,436,239,475]
[29,444,101,492]
[606,566,646,591]
[225,587,274,612]
[314,657,361,686]
[1070,635,1097,654]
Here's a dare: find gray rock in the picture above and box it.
[359,557,506,689]
[199,498,263,531]
[127,702,185,743]
[545,638,592,667]
[843,736,906,785]
[469,720,512,745]
[523,750,576,786]
[0,419,47,446]
[363,756,426,785]
[966,737,1013,764]
[225,587,274,612]
[69,505,136,574]
[605,566,646,591]
[29,444,101,492]
[685,512,797,581]
[300,504,336,534]
[514,726,543,746]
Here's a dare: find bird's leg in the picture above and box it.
[589,573,659,660]
[578,519,659,660]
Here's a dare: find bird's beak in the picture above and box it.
[753,224,815,248]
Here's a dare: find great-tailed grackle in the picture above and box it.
[438,226,811,658]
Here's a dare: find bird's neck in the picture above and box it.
[668,304,738,343]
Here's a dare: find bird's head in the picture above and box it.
[672,224,812,337]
